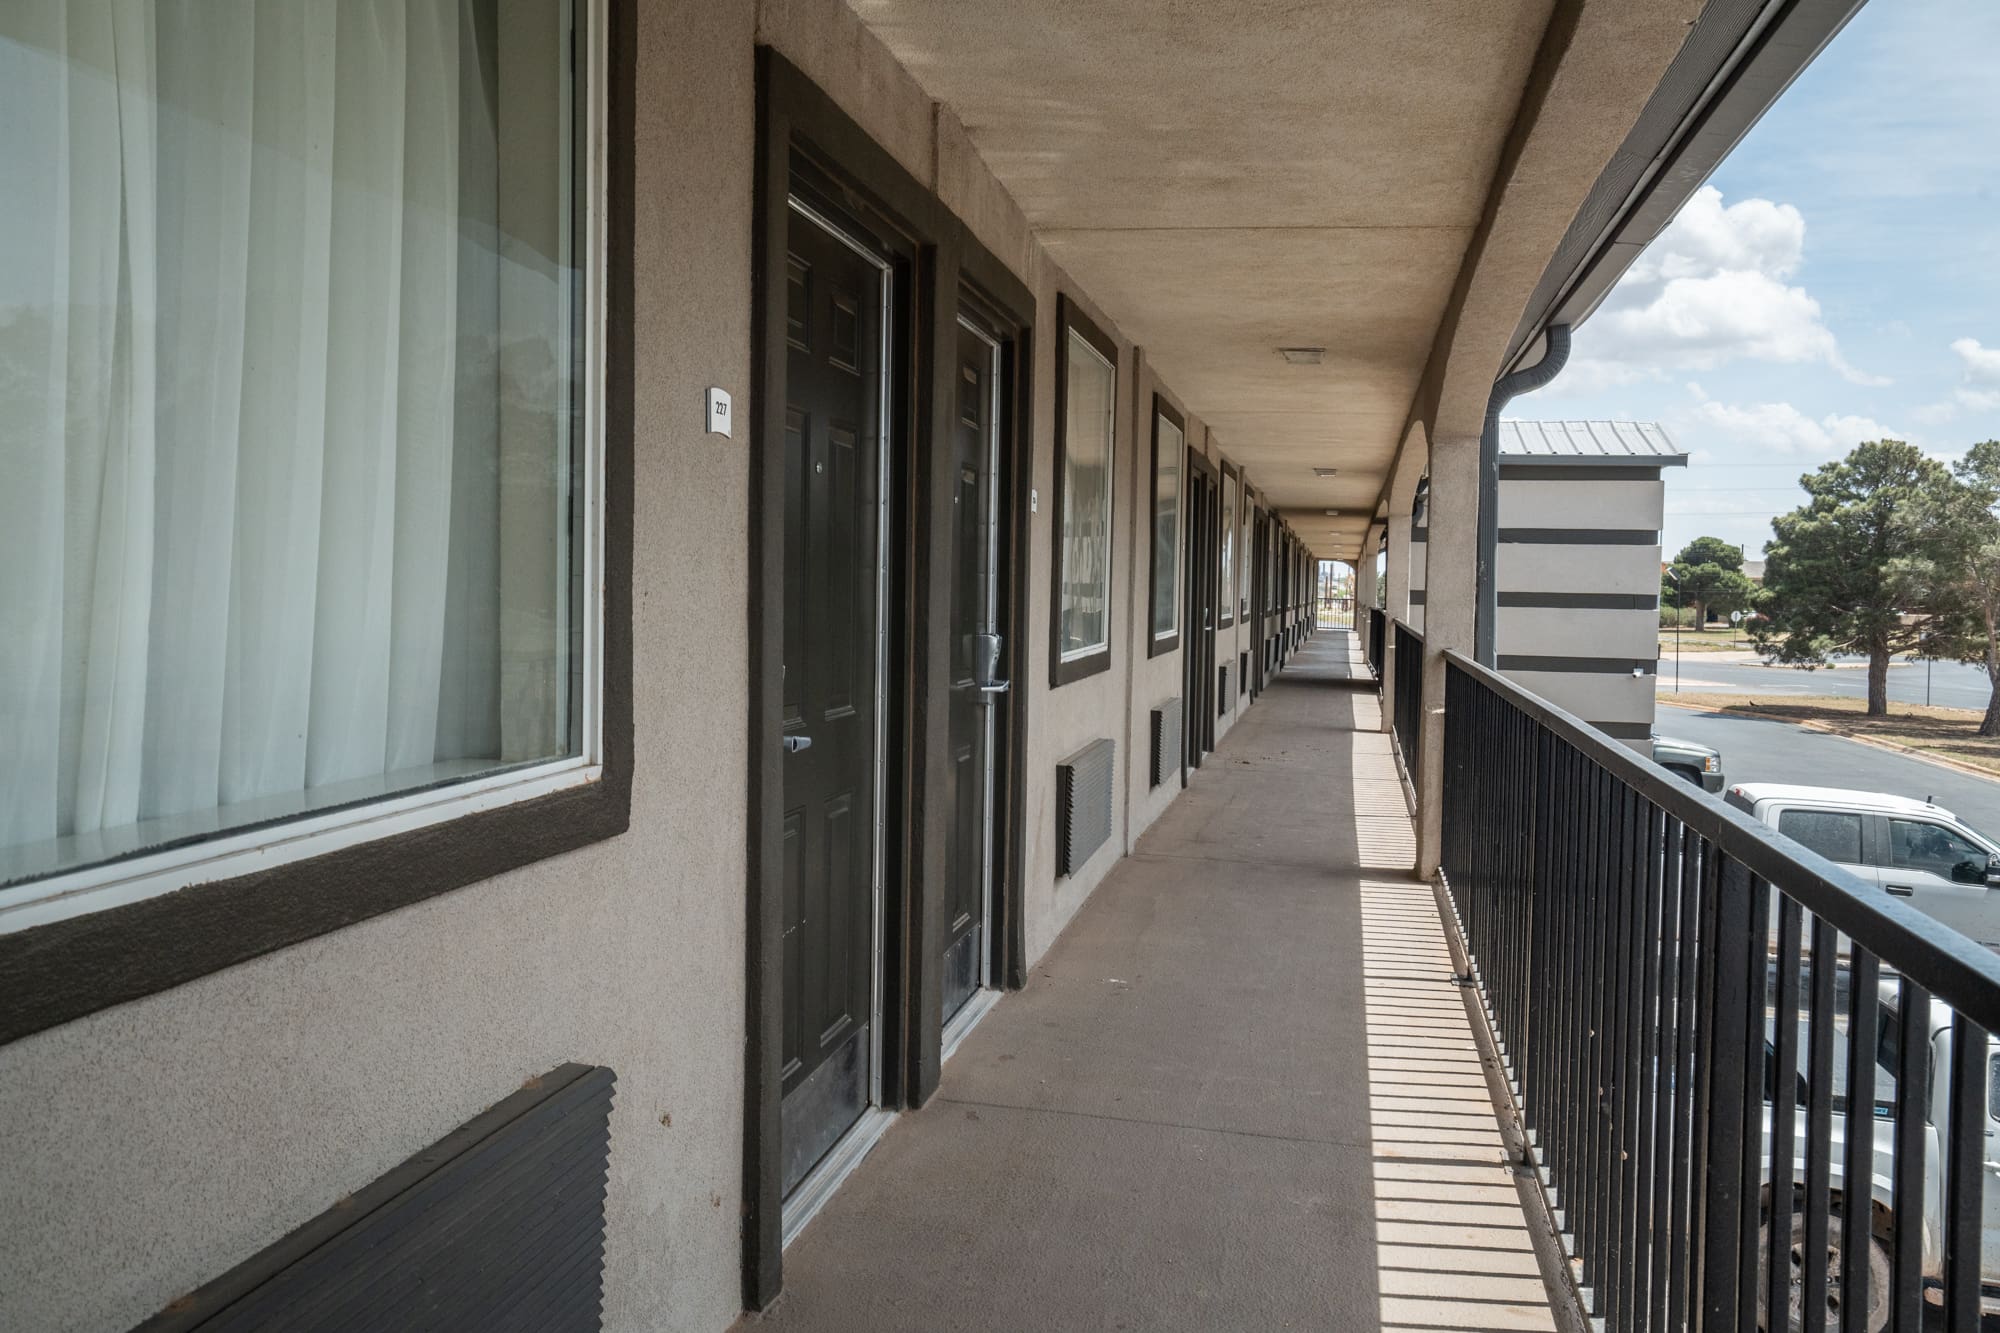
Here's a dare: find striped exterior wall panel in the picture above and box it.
[1496,477,1664,531]
[1496,606,1659,660]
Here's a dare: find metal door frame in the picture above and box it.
[941,311,1004,1059]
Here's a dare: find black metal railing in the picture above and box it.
[1316,594,1355,630]
[1366,608,1386,684]
[1392,620,1423,789]
[1440,650,2000,1332]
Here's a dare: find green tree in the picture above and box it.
[1904,441,2000,734]
[1662,536,1757,626]
[1753,440,1969,715]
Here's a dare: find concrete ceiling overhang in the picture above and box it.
[845,0,1778,565]
[848,0,1565,561]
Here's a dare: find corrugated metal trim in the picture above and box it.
[1149,701,1182,789]
[1498,463,1672,480]
[1057,738,1116,876]
[139,1065,616,1333]
[1496,419,1683,460]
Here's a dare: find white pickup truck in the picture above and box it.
[1727,784,2000,950]
[1764,974,1999,1329]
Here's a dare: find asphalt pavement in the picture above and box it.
[1656,653,1994,710]
[1655,705,2000,835]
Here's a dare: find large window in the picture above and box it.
[0,0,596,922]
[1051,298,1116,684]
[1148,399,1183,654]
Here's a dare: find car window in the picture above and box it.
[1777,809,1864,864]
[1990,1053,2000,1122]
[1888,819,1986,880]
[1762,965,1900,1115]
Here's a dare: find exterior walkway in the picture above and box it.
[742,633,1565,1331]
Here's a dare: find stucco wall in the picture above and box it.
[0,2,758,1328]
[0,4,1281,1329]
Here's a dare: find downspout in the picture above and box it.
[1475,324,1570,666]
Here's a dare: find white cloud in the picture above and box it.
[1547,187,1886,392]
[1910,337,2000,422]
[1683,385,1904,457]
[1952,337,2000,382]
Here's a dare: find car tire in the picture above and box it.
[1757,1204,1890,1333]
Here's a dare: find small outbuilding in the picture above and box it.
[1411,419,1686,748]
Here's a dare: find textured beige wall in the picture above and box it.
[0,3,758,1329]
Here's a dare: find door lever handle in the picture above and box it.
[782,735,813,753]
[1887,884,1914,896]
[978,680,1011,694]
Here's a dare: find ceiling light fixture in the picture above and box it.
[1278,347,1326,366]
[1312,466,1339,477]
[1323,509,1340,517]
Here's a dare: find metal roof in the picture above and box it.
[1497,419,1687,465]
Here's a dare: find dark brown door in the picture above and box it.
[780,203,885,1196]
[941,316,1003,1026]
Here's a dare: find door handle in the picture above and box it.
[978,680,1011,695]
[782,735,813,753]
[1887,884,1914,896]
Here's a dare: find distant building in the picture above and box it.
[1742,558,1767,583]
[1410,420,1687,748]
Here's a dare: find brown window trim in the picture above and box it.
[0,0,637,1050]
[1049,295,1119,687]
[1146,395,1185,658]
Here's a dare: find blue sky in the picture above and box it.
[1515,0,2000,559]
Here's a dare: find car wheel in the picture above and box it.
[1757,1204,1890,1333]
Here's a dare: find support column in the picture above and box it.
[1378,510,1411,732]
[1416,434,1479,879]
[1354,534,1381,661]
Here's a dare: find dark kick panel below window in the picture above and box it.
[136,1064,615,1333]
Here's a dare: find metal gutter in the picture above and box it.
[1476,325,1570,667]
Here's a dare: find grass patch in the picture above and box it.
[1662,693,2000,776]
[1657,629,1758,654]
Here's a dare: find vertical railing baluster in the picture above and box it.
[1841,949,1879,1333]
[1944,1010,1985,1332]
[1699,854,1754,1326]
[1892,976,1929,1330]
[1768,895,1803,1332]
[1800,915,1837,1333]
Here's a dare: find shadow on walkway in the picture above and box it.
[741,633,1557,1331]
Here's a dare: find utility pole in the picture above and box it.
[1665,568,1682,694]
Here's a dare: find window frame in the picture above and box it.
[1218,460,1238,629]
[1048,295,1118,687]
[1146,396,1185,657]
[0,0,634,1045]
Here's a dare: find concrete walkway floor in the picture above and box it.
[741,633,1564,1332]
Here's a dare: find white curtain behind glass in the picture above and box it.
[0,0,570,864]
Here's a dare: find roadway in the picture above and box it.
[1655,705,2000,835]
[1657,653,1994,710]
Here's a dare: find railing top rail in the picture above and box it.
[1442,648,2000,1028]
